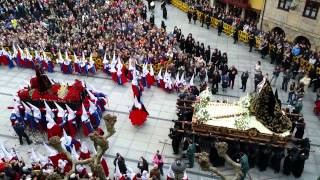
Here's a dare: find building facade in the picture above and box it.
[262,0,320,50]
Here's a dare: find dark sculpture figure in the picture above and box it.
[35,64,52,94]
[249,79,292,133]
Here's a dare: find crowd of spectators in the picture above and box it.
[181,0,320,109]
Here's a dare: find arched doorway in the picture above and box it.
[271,27,286,37]
[294,36,311,47]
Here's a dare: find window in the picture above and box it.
[303,0,320,19]
[278,0,292,11]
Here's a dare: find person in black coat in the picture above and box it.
[141,6,147,20]
[205,14,211,29]
[150,14,155,26]
[211,71,221,94]
[147,0,152,10]
[200,13,205,27]
[294,118,305,139]
[270,148,285,173]
[187,9,192,23]
[240,71,249,92]
[169,128,182,154]
[179,36,185,52]
[205,45,211,63]
[248,33,255,52]
[162,6,167,19]
[247,143,258,168]
[257,145,272,171]
[114,153,127,174]
[193,10,197,24]
[161,21,166,31]
[283,147,298,175]
[217,21,223,36]
[233,28,239,44]
[137,157,149,174]
[292,150,308,178]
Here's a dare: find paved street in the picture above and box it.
[0,1,319,179]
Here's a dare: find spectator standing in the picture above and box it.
[149,165,161,180]
[228,65,238,89]
[233,28,239,44]
[205,14,211,29]
[270,66,281,86]
[163,6,167,19]
[282,69,291,91]
[137,157,149,174]
[240,71,249,92]
[152,150,164,176]
[193,10,197,24]
[222,73,229,92]
[187,9,192,23]
[211,70,221,94]
[248,33,255,52]
[217,21,223,36]
[113,153,127,175]
[200,13,205,27]
[288,82,296,105]
[254,71,263,92]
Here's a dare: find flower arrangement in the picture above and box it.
[234,114,250,130]
[57,84,69,99]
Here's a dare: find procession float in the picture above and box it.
[9,65,108,139]
[191,78,293,147]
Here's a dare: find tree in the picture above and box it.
[47,114,117,180]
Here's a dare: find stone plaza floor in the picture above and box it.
[0,1,319,179]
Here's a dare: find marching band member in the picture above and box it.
[44,101,55,119]
[17,45,25,67]
[174,71,181,92]
[34,50,42,66]
[54,102,66,125]
[56,50,64,72]
[62,51,73,74]
[11,44,18,67]
[115,56,127,85]
[88,53,96,74]
[46,113,62,140]
[73,53,81,74]
[66,105,77,138]
[42,51,54,73]
[21,102,34,128]
[80,53,88,75]
[129,97,148,126]
[0,48,14,68]
[88,100,101,128]
[146,64,155,86]
[141,63,150,88]
[25,48,34,69]
[131,69,144,102]
[81,104,94,136]
[27,102,42,131]
[163,69,173,92]
[60,129,81,153]
[102,52,110,75]
[157,68,165,88]
[79,142,90,160]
